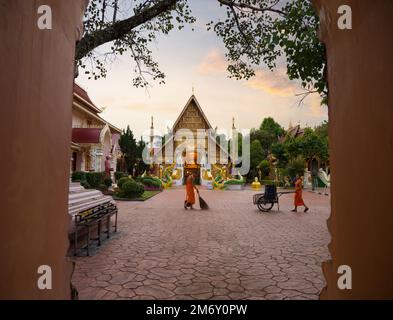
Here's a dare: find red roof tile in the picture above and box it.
[73,83,97,109]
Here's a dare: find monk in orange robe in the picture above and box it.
[184,173,198,210]
[291,174,309,213]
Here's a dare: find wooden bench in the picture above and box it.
[68,183,118,256]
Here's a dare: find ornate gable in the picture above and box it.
[173,95,212,132]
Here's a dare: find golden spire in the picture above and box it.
[192,83,195,95]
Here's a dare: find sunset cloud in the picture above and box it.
[305,93,326,118]
[195,49,227,75]
[245,68,300,97]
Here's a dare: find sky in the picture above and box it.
[76,0,328,139]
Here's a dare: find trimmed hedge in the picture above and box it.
[118,177,133,189]
[103,178,113,188]
[140,176,162,188]
[85,172,106,189]
[115,171,128,182]
[71,171,86,182]
[121,180,145,198]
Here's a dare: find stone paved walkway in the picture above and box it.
[72,188,330,300]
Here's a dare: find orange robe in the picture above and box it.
[294,178,305,206]
[185,176,195,205]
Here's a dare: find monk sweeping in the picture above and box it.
[291,174,309,213]
[184,172,198,210]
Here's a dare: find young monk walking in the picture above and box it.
[291,174,309,213]
[184,172,198,210]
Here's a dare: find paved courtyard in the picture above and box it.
[72,187,330,300]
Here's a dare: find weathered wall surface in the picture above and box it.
[313,0,393,299]
[0,0,87,299]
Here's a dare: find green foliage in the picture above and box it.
[114,171,128,181]
[99,184,108,192]
[250,140,264,169]
[283,136,303,159]
[141,176,162,188]
[258,159,270,178]
[103,178,113,188]
[85,172,106,189]
[228,131,243,158]
[273,0,326,98]
[251,117,284,155]
[271,121,329,173]
[287,155,306,177]
[271,142,289,168]
[71,171,86,182]
[78,0,195,87]
[314,120,328,139]
[121,180,145,198]
[119,125,138,174]
[297,128,328,161]
[260,117,285,137]
[80,180,90,189]
[209,0,326,101]
[118,177,133,189]
[78,0,326,103]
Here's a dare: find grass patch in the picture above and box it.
[113,190,161,202]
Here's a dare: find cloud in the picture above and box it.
[305,93,326,118]
[195,49,227,75]
[245,68,300,97]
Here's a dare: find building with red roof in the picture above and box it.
[70,83,122,175]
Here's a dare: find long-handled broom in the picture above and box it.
[196,189,209,210]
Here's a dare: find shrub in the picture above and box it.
[141,176,162,188]
[80,180,90,189]
[121,180,144,198]
[103,178,113,188]
[118,177,133,189]
[114,171,128,181]
[85,172,106,189]
[99,184,108,192]
[72,171,86,182]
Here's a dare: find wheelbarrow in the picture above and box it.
[253,185,294,212]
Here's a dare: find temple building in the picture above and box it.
[148,95,232,185]
[70,83,122,175]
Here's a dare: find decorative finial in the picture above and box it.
[232,117,236,130]
[192,84,195,95]
[151,116,154,129]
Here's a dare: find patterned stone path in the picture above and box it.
[72,188,330,300]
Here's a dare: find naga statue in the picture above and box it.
[212,164,245,190]
[160,164,175,188]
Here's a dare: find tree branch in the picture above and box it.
[228,4,254,54]
[217,0,287,16]
[76,0,179,60]
[112,0,118,23]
